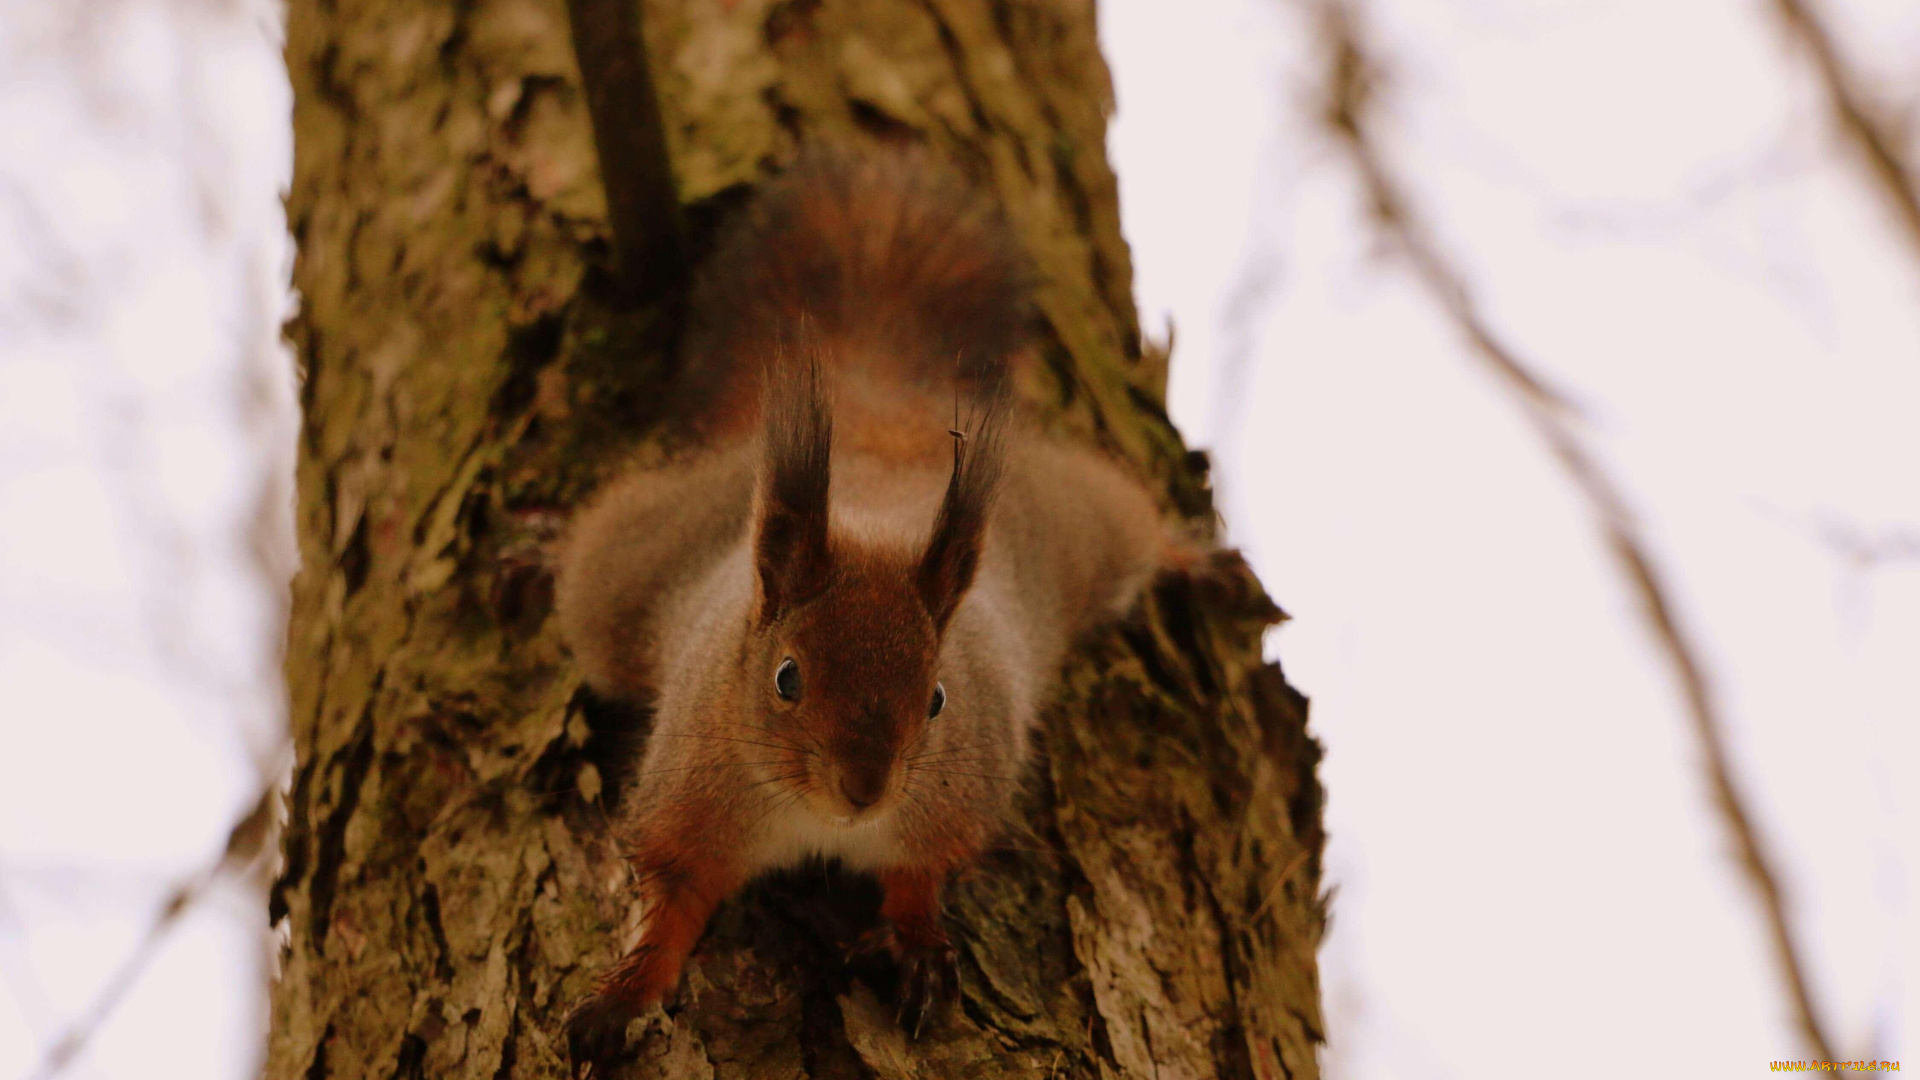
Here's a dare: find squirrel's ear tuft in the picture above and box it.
[756,346,833,624]
[917,385,1008,633]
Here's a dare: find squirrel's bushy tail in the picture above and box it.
[682,150,1029,430]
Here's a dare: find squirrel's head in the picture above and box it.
[742,354,1003,822]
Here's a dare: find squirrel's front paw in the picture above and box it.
[563,992,640,1079]
[847,925,958,1038]
[896,937,958,1038]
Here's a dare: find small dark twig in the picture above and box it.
[1770,0,1920,267]
[1313,3,1840,1061]
[29,780,280,1080]
[565,0,684,304]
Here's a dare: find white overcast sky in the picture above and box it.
[1,1,1916,1079]
[0,1,292,1078]
[1104,0,1919,1075]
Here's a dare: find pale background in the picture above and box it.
[0,0,1914,1077]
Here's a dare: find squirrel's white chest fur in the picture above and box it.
[741,798,907,875]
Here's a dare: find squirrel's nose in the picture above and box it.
[839,766,888,810]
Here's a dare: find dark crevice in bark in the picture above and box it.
[1115,620,1192,709]
[308,722,377,950]
[798,984,872,1080]
[1181,812,1255,1080]
[295,325,324,454]
[308,41,355,117]
[338,514,371,598]
[389,1033,428,1080]
[1152,581,1222,701]
[491,1024,520,1080]
[341,210,369,293]
[272,753,317,925]
[493,922,535,1080]
[528,687,653,814]
[1271,1036,1294,1080]
[1120,383,1177,433]
[1126,386,1212,522]
[1034,334,1082,411]
[419,878,458,981]
[1285,1004,1322,1047]
[304,1023,333,1080]
[435,0,474,74]
[847,99,921,142]
[1048,137,1096,240]
[917,1,997,140]
[1248,664,1324,886]
[490,312,566,421]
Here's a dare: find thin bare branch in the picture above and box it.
[565,0,685,304]
[1770,0,1920,265]
[29,778,281,1080]
[1808,518,1920,570]
[1311,2,1840,1061]
[0,865,54,1039]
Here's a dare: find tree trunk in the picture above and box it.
[267,1,1326,1077]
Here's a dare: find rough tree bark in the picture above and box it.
[267,1,1326,1077]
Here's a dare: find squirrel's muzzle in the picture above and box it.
[838,766,888,810]
[833,721,896,812]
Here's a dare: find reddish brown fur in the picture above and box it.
[877,869,948,949]
[555,150,1172,1074]
[680,149,1027,445]
[590,856,739,1010]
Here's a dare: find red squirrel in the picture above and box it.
[554,151,1169,1071]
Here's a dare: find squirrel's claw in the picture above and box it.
[847,925,958,1038]
[896,939,958,1038]
[563,993,637,1079]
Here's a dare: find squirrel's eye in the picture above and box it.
[928,682,946,719]
[775,658,801,701]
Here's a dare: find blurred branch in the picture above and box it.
[1807,518,1920,570]
[28,778,281,1080]
[1208,249,1283,528]
[1310,3,1840,1062]
[0,866,54,1039]
[1770,0,1920,264]
[1314,44,1585,420]
[565,0,684,304]
[1754,502,1920,570]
